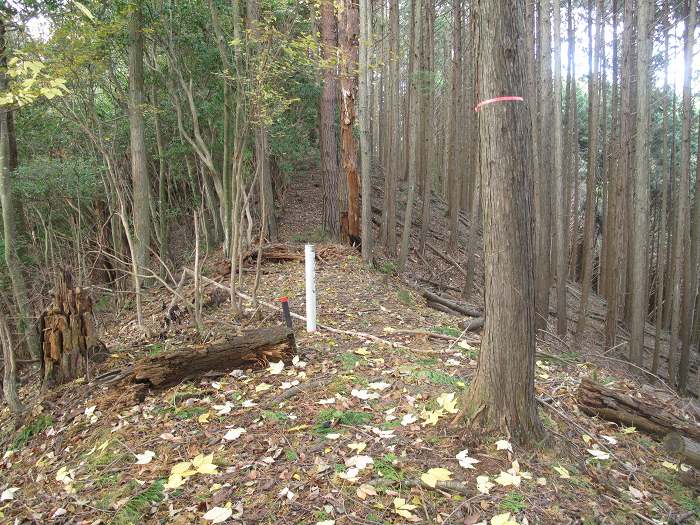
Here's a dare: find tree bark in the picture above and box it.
[339,0,361,246]
[398,0,423,269]
[459,0,544,444]
[127,0,151,295]
[553,0,567,337]
[446,0,462,252]
[320,0,341,239]
[653,0,672,375]
[668,0,695,385]
[359,0,373,261]
[534,0,553,333]
[0,308,23,414]
[383,0,399,255]
[628,0,651,367]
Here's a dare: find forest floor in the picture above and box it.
[1,169,699,525]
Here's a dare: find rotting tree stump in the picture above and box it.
[577,378,700,442]
[40,270,107,388]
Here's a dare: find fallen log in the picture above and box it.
[132,327,296,389]
[421,290,483,318]
[664,433,700,469]
[577,378,700,442]
[97,327,296,399]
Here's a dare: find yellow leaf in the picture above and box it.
[287,424,310,432]
[193,453,218,474]
[74,0,96,21]
[256,383,272,392]
[553,466,570,479]
[420,408,443,426]
[661,461,679,471]
[354,347,370,355]
[171,461,193,475]
[198,412,211,423]
[393,497,419,521]
[436,392,459,414]
[421,467,453,488]
[165,473,187,489]
[491,512,519,525]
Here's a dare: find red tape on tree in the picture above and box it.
[474,96,524,112]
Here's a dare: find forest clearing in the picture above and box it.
[1,0,700,524]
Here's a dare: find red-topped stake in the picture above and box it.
[276,296,293,328]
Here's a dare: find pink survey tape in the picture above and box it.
[474,96,524,112]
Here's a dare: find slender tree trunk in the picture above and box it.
[359,0,373,261]
[553,0,566,336]
[383,0,399,255]
[419,0,434,255]
[127,0,151,302]
[339,0,361,246]
[0,308,23,414]
[679,116,700,392]
[0,19,40,359]
[460,0,544,445]
[653,0,671,375]
[669,0,695,385]
[576,0,603,339]
[398,0,423,269]
[320,0,341,238]
[534,0,553,333]
[628,0,651,367]
[446,0,462,252]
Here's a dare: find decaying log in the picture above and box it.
[577,378,700,442]
[421,290,483,317]
[241,243,342,266]
[664,433,700,469]
[131,326,296,389]
[40,270,107,388]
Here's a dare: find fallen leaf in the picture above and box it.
[401,413,417,426]
[255,383,272,392]
[495,440,513,453]
[553,466,570,479]
[476,475,495,494]
[203,505,232,523]
[587,448,610,461]
[351,389,379,400]
[601,435,618,445]
[1,487,19,501]
[393,497,419,521]
[135,450,155,465]
[368,381,391,391]
[348,442,367,454]
[436,392,459,414]
[223,428,246,441]
[421,467,453,488]
[456,449,480,469]
[491,512,518,525]
[192,453,218,474]
[345,455,374,470]
[356,483,377,500]
[268,361,285,375]
[213,402,234,415]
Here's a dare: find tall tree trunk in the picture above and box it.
[446,0,462,252]
[398,0,423,269]
[606,0,633,350]
[339,0,361,246]
[534,0,553,332]
[563,0,577,300]
[628,0,651,367]
[127,0,151,312]
[0,18,40,360]
[459,0,544,444]
[653,0,672,375]
[668,0,695,384]
[419,0,435,255]
[383,0,399,255]
[553,0,567,336]
[320,0,341,238]
[576,0,604,339]
[359,0,373,261]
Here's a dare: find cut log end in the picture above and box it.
[664,432,700,469]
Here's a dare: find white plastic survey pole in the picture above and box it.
[305,244,317,332]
